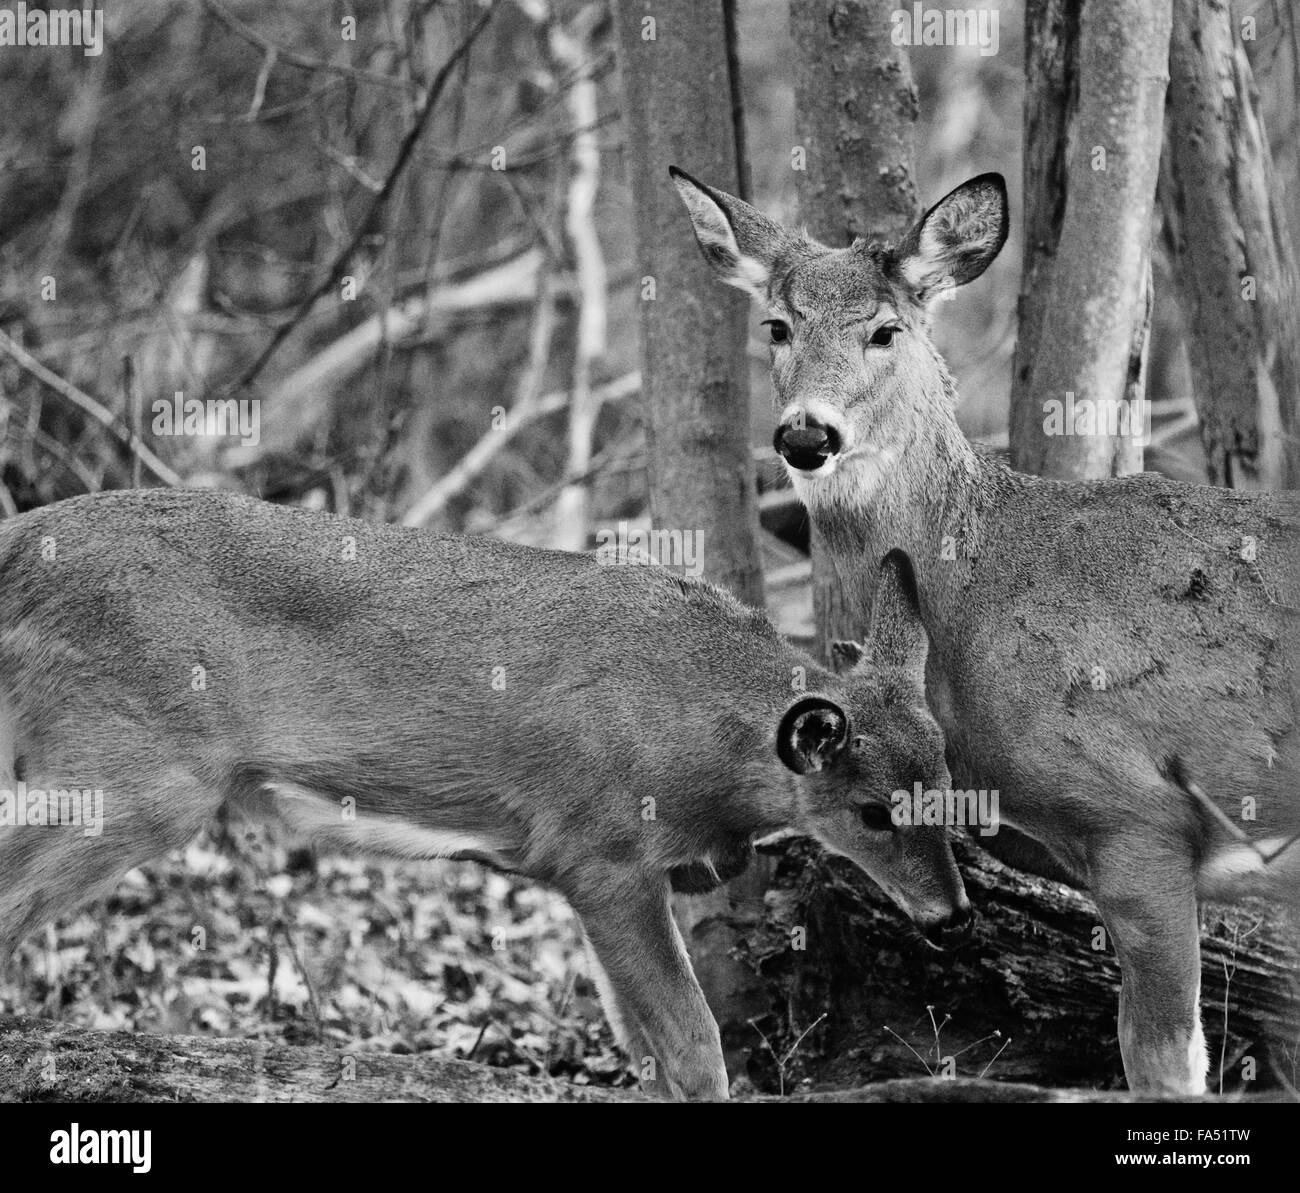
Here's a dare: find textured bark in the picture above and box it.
[761,838,1300,1093]
[0,1015,629,1103]
[789,0,919,657]
[788,0,918,247]
[611,0,769,1066]
[1162,0,1300,490]
[611,0,764,604]
[1010,0,1170,479]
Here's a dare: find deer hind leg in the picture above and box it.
[564,863,727,1101]
[1090,846,1207,1095]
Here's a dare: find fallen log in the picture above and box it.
[755,838,1300,1094]
[0,1014,1285,1102]
[0,1014,628,1103]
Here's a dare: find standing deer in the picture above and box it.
[0,488,968,1100]
[673,166,1299,1095]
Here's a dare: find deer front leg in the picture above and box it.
[1090,848,1207,1094]
[566,864,727,1101]
[582,944,652,1074]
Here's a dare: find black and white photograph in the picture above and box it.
[0,0,1296,1160]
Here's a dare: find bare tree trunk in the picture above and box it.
[789,0,919,657]
[1162,0,1300,490]
[611,0,769,1072]
[1010,0,1171,480]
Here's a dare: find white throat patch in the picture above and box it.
[789,443,898,510]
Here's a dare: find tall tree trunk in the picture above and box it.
[789,0,919,658]
[1010,0,1171,480]
[1162,0,1300,490]
[611,0,769,1073]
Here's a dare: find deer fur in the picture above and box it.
[673,165,1299,1095]
[0,487,968,1099]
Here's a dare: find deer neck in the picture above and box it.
[798,371,1001,631]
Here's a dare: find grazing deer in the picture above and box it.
[0,488,968,1100]
[673,166,1300,1095]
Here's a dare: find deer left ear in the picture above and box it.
[777,696,849,775]
[893,173,1008,303]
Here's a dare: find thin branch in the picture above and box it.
[245,48,276,122]
[200,79,344,126]
[124,355,141,490]
[1179,773,1300,868]
[0,329,179,487]
[41,59,105,277]
[312,134,384,193]
[882,1025,935,1077]
[235,249,548,461]
[26,425,103,494]
[401,371,639,527]
[488,438,643,532]
[412,262,563,520]
[977,1036,1013,1080]
[202,0,421,94]
[232,3,497,391]
[549,3,608,550]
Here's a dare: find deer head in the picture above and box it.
[671,167,1008,513]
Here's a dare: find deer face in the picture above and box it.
[771,551,971,949]
[671,168,1007,506]
[775,684,971,949]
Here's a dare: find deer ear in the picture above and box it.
[869,551,931,684]
[777,696,849,775]
[893,173,1008,303]
[670,165,790,299]
[829,640,866,675]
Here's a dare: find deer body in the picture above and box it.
[674,166,1300,1094]
[807,413,1299,1098]
[819,447,1298,879]
[0,487,966,1099]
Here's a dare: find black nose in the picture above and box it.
[921,905,974,951]
[773,416,842,471]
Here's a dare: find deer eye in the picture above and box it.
[867,324,899,348]
[859,803,894,832]
[762,319,791,345]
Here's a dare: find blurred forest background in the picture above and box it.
[1,0,1298,1096]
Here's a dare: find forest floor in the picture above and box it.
[4,819,1295,1100]
[0,819,632,1094]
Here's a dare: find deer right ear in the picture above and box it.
[893,172,1008,303]
[869,551,930,684]
[829,640,866,675]
[777,696,849,775]
[669,166,789,299]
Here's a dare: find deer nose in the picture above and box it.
[921,904,974,951]
[773,416,842,472]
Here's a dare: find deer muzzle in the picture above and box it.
[918,902,975,951]
[773,415,842,472]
